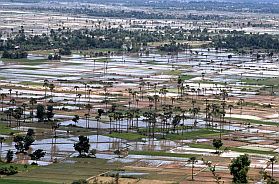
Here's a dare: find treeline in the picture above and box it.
[1,50,28,59]
[57,0,279,14]
[212,34,279,51]
[13,6,232,21]
[158,42,189,53]
[0,27,213,52]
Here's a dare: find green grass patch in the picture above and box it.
[106,132,147,141]
[0,123,19,135]
[241,77,279,86]
[0,162,38,173]
[179,75,195,81]
[0,179,53,184]
[228,118,279,126]
[94,58,111,62]
[164,129,222,140]
[7,158,124,183]
[189,143,275,155]
[129,150,196,158]
[162,69,182,76]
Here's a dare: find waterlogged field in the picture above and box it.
[0,47,279,183]
[1,2,279,183]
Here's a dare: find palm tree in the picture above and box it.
[13,107,23,127]
[8,89,12,100]
[72,115,80,126]
[189,107,200,127]
[88,89,92,102]
[29,98,37,123]
[43,79,49,102]
[0,137,5,161]
[74,86,79,105]
[51,122,60,138]
[21,103,27,123]
[188,157,198,181]
[85,104,92,114]
[77,94,82,109]
[1,93,7,112]
[10,98,16,106]
[205,99,210,127]
[83,82,87,99]
[153,95,159,110]
[239,98,244,115]
[108,113,114,133]
[228,104,233,131]
[5,108,13,127]
[84,113,90,129]
[95,115,101,135]
[48,83,55,101]
[269,157,276,178]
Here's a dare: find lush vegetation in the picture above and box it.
[213,34,279,51]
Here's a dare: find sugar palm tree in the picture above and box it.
[83,82,87,99]
[188,157,198,181]
[0,137,5,161]
[8,89,12,100]
[84,113,90,129]
[43,79,49,102]
[108,113,114,133]
[95,115,101,135]
[51,122,60,138]
[48,83,55,101]
[239,98,244,115]
[21,103,27,123]
[5,108,13,127]
[153,95,159,110]
[85,104,92,114]
[1,93,7,112]
[74,86,79,105]
[29,98,37,123]
[228,104,233,131]
[13,107,23,127]
[269,157,276,178]
[77,94,82,109]
[189,107,200,127]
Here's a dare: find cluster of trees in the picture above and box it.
[158,42,189,52]
[48,54,61,60]
[0,128,46,175]
[213,34,279,51]
[74,135,96,158]
[36,104,54,122]
[87,0,279,14]
[1,27,215,53]
[13,129,35,153]
[6,25,278,54]
[1,50,28,59]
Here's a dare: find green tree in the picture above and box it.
[229,154,251,183]
[29,149,46,164]
[212,139,223,153]
[46,105,54,121]
[74,136,90,157]
[13,131,35,153]
[6,150,13,163]
[72,115,80,125]
[36,104,45,122]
